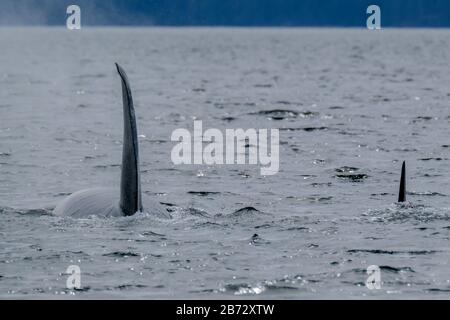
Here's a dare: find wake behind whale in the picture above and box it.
[53,64,170,219]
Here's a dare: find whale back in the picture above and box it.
[53,188,122,218]
[53,188,171,218]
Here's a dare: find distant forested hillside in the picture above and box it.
[0,0,449,26]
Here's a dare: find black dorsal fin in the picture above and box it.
[398,161,406,202]
[116,63,143,215]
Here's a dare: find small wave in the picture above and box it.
[347,249,437,255]
[408,191,446,197]
[280,126,328,132]
[248,233,270,245]
[0,207,53,216]
[411,116,437,123]
[93,164,120,169]
[284,226,310,232]
[305,196,333,203]
[103,251,140,258]
[214,207,270,224]
[379,265,415,273]
[427,288,450,293]
[222,283,266,295]
[335,173,368,181]
[220,116,236,122]
[53,192,72,197]
[394,147,418,152]
[159,202,177,213]
[311,182,333,187]
[329,106,344,110]
[334,166,368,181]
[184,207,210,217]
[75,73,106,79]
[349,266,415,274]
[251,109,318,120]
[187,191,221,197]
[114,284,148,290]
[170,207,210,219]
[363,204,450,223]
[192,221,223,229]
[335,166,359,173]
[253,83,272,88]
[222,280,299,296]
[419,157,447,161]
[274,100,303,106]
[229,206,265,217]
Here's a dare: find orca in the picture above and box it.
[398,161,406,202]
[53,63,169,218]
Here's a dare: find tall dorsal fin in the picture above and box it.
[398,161,406,202]
[116,63,143,215]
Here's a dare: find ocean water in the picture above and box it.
[0,27,449,299]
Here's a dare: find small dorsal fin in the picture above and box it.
[398,161,406,202]
[116,63,143,215]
